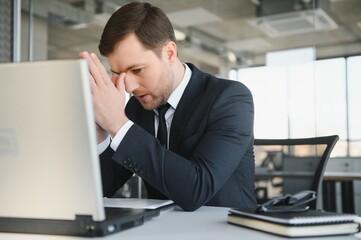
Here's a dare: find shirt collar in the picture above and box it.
[167,63,192,110]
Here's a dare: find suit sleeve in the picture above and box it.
[99,146,134,197]
[112,82,254,211]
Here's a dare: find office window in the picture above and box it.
[315,58,347,156]
[235,56,360,157]
[347,56,361,156]
[314,58,347,139]
[288,62,316,138]
[229,69,237,81]
[238,66,288,139]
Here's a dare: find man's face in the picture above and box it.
[107,33,175,110]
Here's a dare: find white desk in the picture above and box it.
[0,206,360,240]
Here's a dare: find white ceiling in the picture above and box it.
[25,0,361,75]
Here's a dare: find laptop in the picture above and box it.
[0,59,159,237]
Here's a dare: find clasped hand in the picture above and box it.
[80,51,129,142]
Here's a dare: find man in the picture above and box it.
[80,2,256,211]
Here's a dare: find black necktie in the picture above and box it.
[157,103,170,147]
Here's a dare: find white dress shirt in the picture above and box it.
[97,64,192,154]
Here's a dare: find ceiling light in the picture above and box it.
[227,52,237,63]
[174,29,186,41]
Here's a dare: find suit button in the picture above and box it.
[123,158,130,164]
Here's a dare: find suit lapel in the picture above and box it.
[169,64,207,152]
[126,97,155,136]
[140,110,155,136]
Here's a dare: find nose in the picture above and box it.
[124,74,139,93]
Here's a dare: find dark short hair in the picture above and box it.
[99,2,176,56]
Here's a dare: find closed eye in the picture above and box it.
[111,69,120,77]
[112,72,119,77]
[132,68,143,74]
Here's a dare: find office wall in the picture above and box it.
[0,0,13,62]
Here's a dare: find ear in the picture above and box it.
[163,41,177,65]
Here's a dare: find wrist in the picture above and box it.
[109,120,134,151]
[96,123,108,144]
[109,117,129,138]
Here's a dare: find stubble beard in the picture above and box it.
[138,64,175,110]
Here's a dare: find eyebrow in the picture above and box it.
[110,70,120,75]
[110,64,144,75]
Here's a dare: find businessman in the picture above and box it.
[80,2,256,211]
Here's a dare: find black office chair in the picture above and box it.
[254,135,339,209]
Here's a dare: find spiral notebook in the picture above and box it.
[228,209,360,237]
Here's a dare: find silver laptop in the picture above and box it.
[0,59,158,237]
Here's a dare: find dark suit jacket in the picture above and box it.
[100,63,256,211]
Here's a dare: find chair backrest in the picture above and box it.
[254,135,339,208]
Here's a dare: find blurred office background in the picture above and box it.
[1,0,360,213]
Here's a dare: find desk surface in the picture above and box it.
[0,206,360,240]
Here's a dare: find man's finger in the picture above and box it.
[89,73,96,95]
[80,51,106,88]
[115,73,126,93]
[90,53,113,86]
